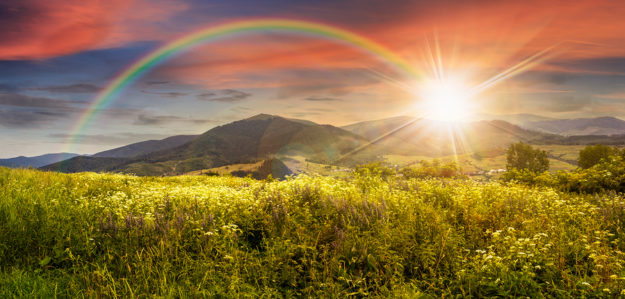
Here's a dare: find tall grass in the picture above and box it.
[1,166,624,297]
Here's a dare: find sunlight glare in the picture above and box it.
[419,77,474,122]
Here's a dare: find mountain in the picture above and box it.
[478,114,625,136]
[477,113,555,126]
[0,153,79,168]
[92,135,198,158]
[43,114,371,176]
[341,117,555,157]
[523,117,625,136]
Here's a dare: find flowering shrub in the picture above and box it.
[502,155,625,194]
[400,159,463,178]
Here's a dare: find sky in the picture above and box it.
[1,0,625,157]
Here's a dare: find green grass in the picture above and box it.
[384,144,581,174]
[1,166,625,297]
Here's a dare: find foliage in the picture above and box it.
[2,167,625,297]
[354,162,395,179]
[400,159,463,178]
[500,168,552,186]
[506,142,549,172]
[578,144,619,169]
[502,152,625,194]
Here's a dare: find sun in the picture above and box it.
[418,77,474,122]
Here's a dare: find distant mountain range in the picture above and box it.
[0,153,79,168]
[3,113,625,177]
[479,114,625,136]
[477,113,555,125]
[0,136,198,169]
[341,116,554,157]
[525,117,625,136]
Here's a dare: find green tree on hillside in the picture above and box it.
[505,142,549,172]
[578,144,616,169]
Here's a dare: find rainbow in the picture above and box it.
[66,18,420,151]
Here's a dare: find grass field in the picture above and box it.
[1,166,625,297]
[184,161,265,176]
[384,144,581,174]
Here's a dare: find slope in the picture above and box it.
[43,114,370,175]
[0,153,79,168]
[93,135,198,158]
[341,117,555,157]
[524,116,625,136]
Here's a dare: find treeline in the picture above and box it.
[502,143,625,193]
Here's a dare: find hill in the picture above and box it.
[0,153,79,168]
[229,158,293,179]
[479,114,625,136]
[524,116,625,136]
[43,114,370,175]
[186,158,293,180]
[341,117,555,157]
[92,135,198,158]
[477,113,555,125]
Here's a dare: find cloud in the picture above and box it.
[141,90,188,98]
[196,89,251,102]
[0,0,131,60]
[304,96,343,102]
[0,0,188,60]
[520,95,593,113]
[290,112,322,118]
[33,83,100,93]
[549,57,625,75]
[0,109,67,128]
[0,92,73,108]
[0,84,19,92]
[229,106,252,112]
[134,114,213,126]
[145,81,170,85]
[48,132,172,145]
[597,92,625,100]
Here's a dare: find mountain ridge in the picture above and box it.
[42,114,371,176]
[92,135,198,158]
[34,114,625,176]
[0,153,79,168]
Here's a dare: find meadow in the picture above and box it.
[384,143,581,177]
[1,166,625,297]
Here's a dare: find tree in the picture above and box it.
[355,162,395,178]
[578,144,615,169]
[505,142,549,172]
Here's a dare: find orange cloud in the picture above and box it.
[0,0,186,60]
[0,0,127,59]
[137,0,625,92]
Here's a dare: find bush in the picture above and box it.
[354,162,395,178]
[502,153,625,194]
[400,159,463,178]
[506,142,549,172]
[578,144,618,169]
